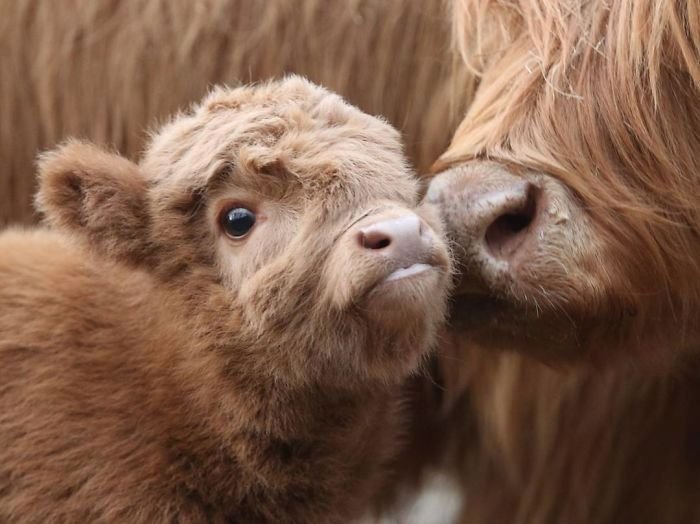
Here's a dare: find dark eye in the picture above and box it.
[220,207,256,238]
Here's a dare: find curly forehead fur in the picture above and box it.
[144,77,414,207]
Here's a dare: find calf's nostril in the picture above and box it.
[360,230,392,250]
[484,184,539,260]
[355,213,428,258]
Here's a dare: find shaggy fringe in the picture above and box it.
[438,0,700,360]
[0,0,472,225]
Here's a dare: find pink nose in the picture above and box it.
[356,213,430,264]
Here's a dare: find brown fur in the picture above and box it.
[0,78,452,523]
[434,0,700,364]
[0,0,470,226]
[397,1,700,523]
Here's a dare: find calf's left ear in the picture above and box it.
[35,140,151,262]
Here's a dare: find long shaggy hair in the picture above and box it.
[438,0,700,364]
[404,2,700,523]
[0,0,470,225]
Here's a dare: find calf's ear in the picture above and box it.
[35,140,151,262]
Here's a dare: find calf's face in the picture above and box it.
[427,0,700,364]
[37,77,451,386]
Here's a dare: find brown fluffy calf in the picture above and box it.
[0,0,469,225]
[0,77,451,522]
[406,1,700,523]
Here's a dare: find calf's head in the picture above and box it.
[35,77,451,386]
[428,0,700,364]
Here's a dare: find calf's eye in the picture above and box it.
[220,207,256,239]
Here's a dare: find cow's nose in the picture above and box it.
[427,163,544,270]
[356,213,430,264]
[473,181,540,263]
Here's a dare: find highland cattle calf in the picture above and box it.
[0,77,451,523]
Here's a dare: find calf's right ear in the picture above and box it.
[35,140,151,262]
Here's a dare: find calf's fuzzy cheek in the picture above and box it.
[318,244,373,311]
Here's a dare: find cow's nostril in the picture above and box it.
[360,230,392,250]
[485,185,538,260]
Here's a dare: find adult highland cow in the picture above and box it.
[0,0,467,225]
[410,1,700,523]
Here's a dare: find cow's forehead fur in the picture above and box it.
[437,0,700,319]
[141,76,415,207]
[442,0,700,223]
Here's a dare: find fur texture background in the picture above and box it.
[0,0,470,225]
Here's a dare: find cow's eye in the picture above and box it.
[220,207,256,239]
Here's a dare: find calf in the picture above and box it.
[0,77,451,523]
